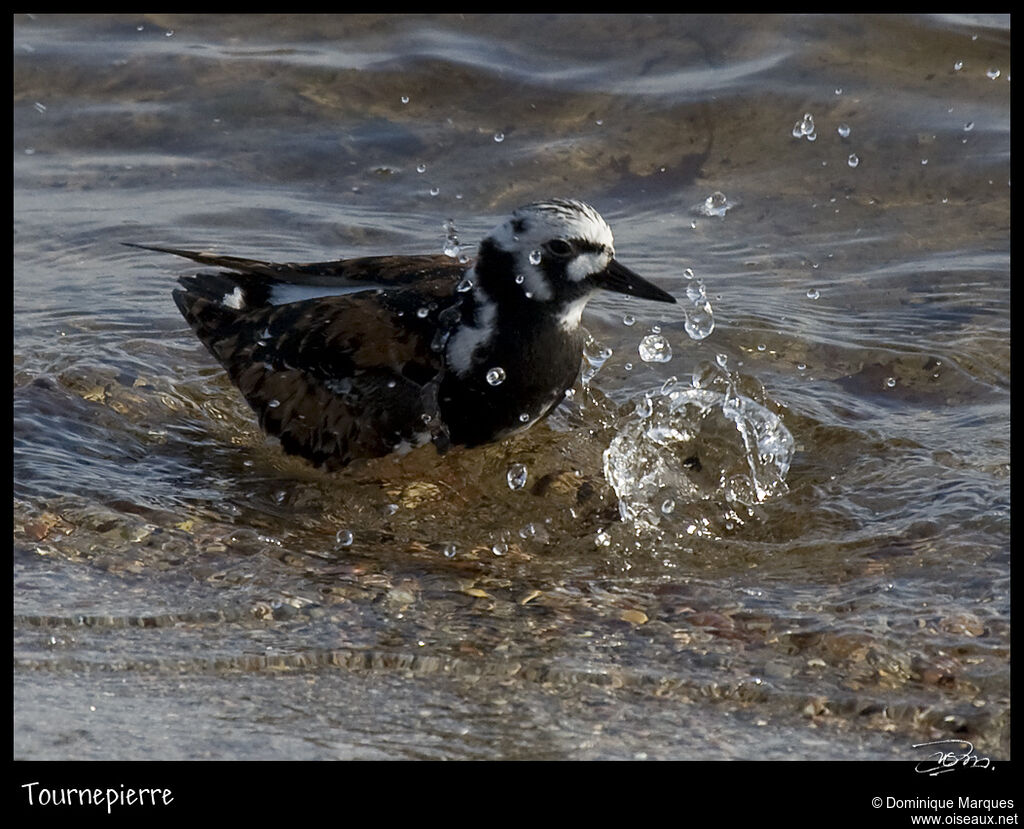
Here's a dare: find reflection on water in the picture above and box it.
[14,13,1009,761]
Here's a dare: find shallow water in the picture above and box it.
[14,13,1010,761]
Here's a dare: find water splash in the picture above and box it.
[638,333,672,363]
[692,191,737,218]
[442,218,462,258]
[581,332,613,386]
[682,269,715,340]
[506,462,528,490]
[603,362,794,534]
[792,112,817,141]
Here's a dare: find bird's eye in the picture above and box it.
[545,239,573,258]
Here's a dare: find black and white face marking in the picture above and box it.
[444,200,615,375]
[445,294,496,376]
[485,199,616,305]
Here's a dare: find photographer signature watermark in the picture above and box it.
[913,739,994,776]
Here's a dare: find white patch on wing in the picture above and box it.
[446,291,497,376]
[392,431,433,455]
[566,251,610,282]
[222,286,245,309]
[268,282,383,305]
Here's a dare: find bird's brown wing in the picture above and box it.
[144,244,469,468]
[126,242,468,294]
[176,287,457,468]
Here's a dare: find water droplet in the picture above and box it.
[684,302,715,341]
[267,399,281,408]
[847,153,860,168]
[493,131,505,143]
[456,275,474,292]
[622,313,636,327]
[528,249,542,266]
[486,367,506,386]
[581,335,613,385]
[416,163,426,173]
[638,334,672,363]
[634,393,654,419]
[416,306,430,318]
[335,529,354,548]
[834,87,843,95]
[756,343,767,352]
[624,362,633,371]
[514,274,525,285]
[885,377,897,388]
[164,30,174,37]
[518,412,531,423]
[491,543,507,556]
[792,112,816,140]
[507,462,528,490]
[954,60,964,71]
[401,95,410,104]
[442,543,457,559]
[683,267,695,280]
[837,123,850,138]
[661,498,675,515]
[986,67,1001,80]
[697,191,733,217]
[429,186,440,196]
[806,288,820,300]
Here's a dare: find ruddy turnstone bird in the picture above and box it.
[131,199,676,470]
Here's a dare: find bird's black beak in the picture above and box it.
[597,259,676,304]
